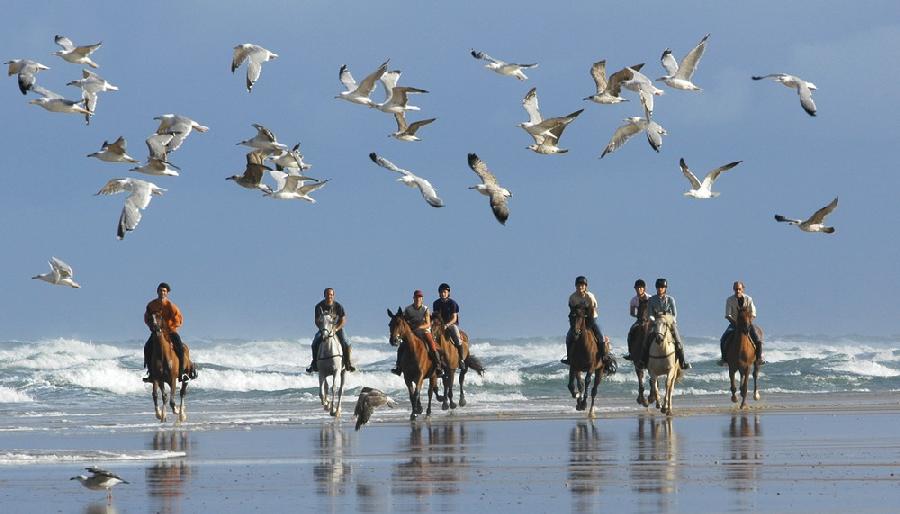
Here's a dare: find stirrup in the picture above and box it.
[390,368,402,376]
[622,353,633,361]
[717,358,727,367]
[142,376,152,383]
[680,361,692,370]
[560,358,569,365]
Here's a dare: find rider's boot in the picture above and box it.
[455,344,467,371]
[391,346,404,376]
[560,325,573,365]
[142,340,152,382]
[675,347,692,370]
[306,339,320,373]
[343,345,356,372]
[755,339,766,365]
[428,349,446,378]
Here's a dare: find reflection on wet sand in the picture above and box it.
[82,501,118,514]
[391,423,475,499]
[145,430,193,514]
[723,414,763,492]
[567,421,613,513]
[313,423,352,497]
[630,415,678,499]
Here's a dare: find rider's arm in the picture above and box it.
[422,308,432,331]
[670,297,677,319]
[334,303,346,332]
[168,303,183,331]
[629,297,638,318]
[314,304,324,330]
[725,296,735,323]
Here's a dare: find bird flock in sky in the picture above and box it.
[6,33,838,288]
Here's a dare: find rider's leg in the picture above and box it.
[671,323,692,369]
[561,315,575,365]
[422,331,445,377]
[306,332,322,373]
[169,331,186,378]
[719,325,734,366]
[447,325,466,369]
[624,323,637,360]
[391,341,406,376]
[750,324,765,364]
[337,329,356,372]
[142,336,153,382]
[588,319,606,359]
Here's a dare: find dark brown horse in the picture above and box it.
[726,307,761,408]
[627,298,652,407]
[148,314,189,423]
[566,306,608,418]
[431,312,485,411]
[387,307,440,420]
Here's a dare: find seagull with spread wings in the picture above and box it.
[32,257,80,288]
[657,34,709,91]
[600,107,668,158]
[67,69,118,124]
[389,112,436,142]
[87,136,138,164]
[6,59,50,95]
[71,467,128,502]
[335,59,389,107]
[231,44,278,92]
[679,158,742,199]
[621,66,665,116]
[237,123,288,155]
[53,35,101,68]
[153,114,209,153]
[467,153,511,225]
[227,151,274,193]
[264,171,328,202]
[28,85,92,116]
[95,178,166,240]
[369,152,444,208]
[373,69,428,114]
[470,49,537,81]
[268,143,312,172]
[752,73,818,116]
[129,134,180,176]
[775,197,838,233]
[519,87,583,154]
[584,61,645,104]
[353,387,398,431]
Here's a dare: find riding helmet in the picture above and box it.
[634,279,646,288]
[575,276,587,286]
[157,282,171,292]
[438,283,451,292]
[655,278,667,288]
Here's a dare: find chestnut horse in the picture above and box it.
[566,306,608,418]
[387,307,440,420]
[646,314,682,416]
[148,313,189,423]
[726,307,761,408]
[627,298,652,407]
[431,312,486,411]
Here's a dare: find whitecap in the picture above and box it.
[0,386,33,403]
[0,449,185,465]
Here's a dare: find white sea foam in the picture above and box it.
[0,338,134,370]
[51,364,145,395]
[0,449,185,465]
[828,359,900,378]
[0,386,33,403]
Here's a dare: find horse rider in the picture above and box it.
[433,283,466,370]
[561,276,611,367]
[637,278,692,369]
[306,288,356,373]
[143,282,196,382]
[391,289,446,377]
[719,281,766,366]
[623,278,650,361]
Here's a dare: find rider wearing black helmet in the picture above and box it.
[623,279,650,361]
[433,283,466,370]
[638,278,692,369]
[561,276,612,368]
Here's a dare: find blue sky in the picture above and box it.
[2,1,898,342]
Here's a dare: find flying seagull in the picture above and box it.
[657,34,709,91]
[621,66,664,116]
[87,136,139,163]
[389,112,436,142]
[32,257,80,288]
[268,143,312,172]
[519,87,583,153]
[265,171,328,202]
[600,110,667,158]
[66,69,118,124]
[584,61,645,104]
[369,152,444,208]
[752,73,817,116]
[28,85,92,116]
[467,153,511,225]
[153,114,209,153]
[470,49,537,81]
[679,158,742,199]
[373,69,429,114]
[775,197,838,233]
[237,123,288,154]
[335,59,389,107]
[71,467,128,502]
[353,387,398,431]
[53,35,101,68]
[129,134,180,176]
[95,178,166,240]
[5,59,50,95]
[227,151,274,193]
[231,44,278,92]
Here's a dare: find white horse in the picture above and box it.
[646,314,683,416]
[317,314,346,418]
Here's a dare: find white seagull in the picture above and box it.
[66,69,118,124]
[227,151,274,193]
[154,114,209,153]
[775,197,838,233]
[53,35,101,68]
[32,257,80,288]
[752,73,818,116]
[335,60,389,107]
[389,112,436,142]
[231,44,278,92]
[467,153,511,225]
[584,61,645,104]
[353,387,398,431]
[373,69,428,114]
[6,59,50,95]
[129,134,180,176]
[95,178,166,239]
[369,152,444,208]
[237,123,288,154]
[87,136,138,163]
[519,87,583,151]
[679,158,742,199]
[265,170,328,202]
[600,110,668,158]
[622,66,665,116]
[71,467,128,502]
[268,143,312,172]
[470,49,537,81]
[28,85,92,116]
[657,34,709,91]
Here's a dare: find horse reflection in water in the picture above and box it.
[723,414,763,492]
[145,430,193,514]
[392,423,475,499]
[313,424,352,497]
[630,415,679,503]
[567,421,613,513]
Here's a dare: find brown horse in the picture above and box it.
[148,313,189,423]
[566,306,608,418]
[387,307,440,420]
[627,298,652,407]
[431,312,485,411]
[726,307,760,408]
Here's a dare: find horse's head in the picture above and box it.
[736,307,752,334]
[386,306,407,346]
[320,313,335,335]
[637,299,650,322]
[150,312,163,334]
[570,305,589,332]
[652,313,674,342]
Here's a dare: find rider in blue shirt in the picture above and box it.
[638,278,692,370]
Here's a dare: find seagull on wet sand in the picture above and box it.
[657,34,709,91]
[67,69,118,124]
[6,59,50,95]
[28,85,91,116]
[336,60,389,107]
[265,171,328,202]
[467,153,511,225]
[129,134,180,176]
[32,257,80,288]
[353,387,398,431]
[231,44,278,92]
[470,49,537,81]
[237,123,288,154]
[369,152,444,208]
[95,178,166,239]
[389,112,436,142]
[87,136,138,163]
[752,73,818,116]
[227,151,274,193]
[584,61,644,104]
[154,114,209,153]
[775,197,838,233]
[71,467,128,502]
[53,35,101,68]
[679,158,742,199]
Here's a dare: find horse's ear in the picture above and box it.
[386,308,394,319]
[396,306,403,316]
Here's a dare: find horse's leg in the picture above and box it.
[740,368,749,410]
[664,371,675,416]
[729,368,739,403]
[334,370,345,419]
[753,362,761,401]
[458,367,467,407]
[413,379,424,415]
[647,374,658,406]
[178,380,187,422]
[406,380,417,421]
[426,376,434,418]
[636,368,648,407]
[567,368,577,399]
[320,375,330,411]
[152,382,163,421]
[329,371,338,416]
[168,375,178,418]
[588,370,601,419]
[448,369,458,410]
[582,370,594,413]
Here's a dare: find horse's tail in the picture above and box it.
[465,354,486,377]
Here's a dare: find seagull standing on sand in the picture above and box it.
[752,73,818,116]
[87,136,138,163]
[231,44,278,92]
[335,60,389,107]
[265,171,329,202]
[95,177,166,240]
[389,112,436,142]
[153,114,209,153]
[32,257,80,288]
[519,88,583,153]
[775,197,838,233]
[467,153,511,225]
[53,35,102,68]
[470,49,537,81]
[6,59,50,95]
[679,158,742,199]
[71,467,128,502]
[129,134,180,176]
[227,151,274,193]
[657,34,709,91]
[584,61,645,105]
[28,85,92,116]
[67,69,118,124]
[353,387,398,431]
[369,152,444,207]
[237,123,288,154]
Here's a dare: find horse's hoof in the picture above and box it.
[410,414,416,421]
[731,395,738,403]
[441,401,449,411]
[588,408,597,420]
[754,392,761,401]
[459,398,467,407]
[665,408,672,417]
[449,401,457,410]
